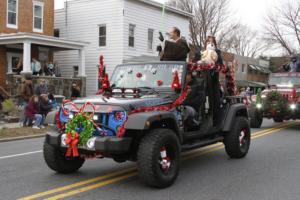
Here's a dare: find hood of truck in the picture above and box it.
[72,94,175,112]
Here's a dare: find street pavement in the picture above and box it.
[0,119,300,200]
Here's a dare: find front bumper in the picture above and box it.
[45,131,132,154]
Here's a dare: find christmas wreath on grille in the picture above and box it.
[264,91,288,117]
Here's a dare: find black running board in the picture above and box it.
[181,136,224,152]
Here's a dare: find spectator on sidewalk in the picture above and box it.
[39,94,52,122]
[35,79,48,96]
[21,76,34,104]
[24,95,44,129]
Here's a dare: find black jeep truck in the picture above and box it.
[44,62,250,188]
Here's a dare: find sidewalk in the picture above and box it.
[0,122,22,129]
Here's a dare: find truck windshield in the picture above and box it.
[110,63,184,89]
[269,75,300,86]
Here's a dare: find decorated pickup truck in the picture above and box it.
[249,72,300,128]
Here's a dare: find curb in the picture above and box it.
[0,134,45,143]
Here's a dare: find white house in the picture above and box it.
[54,0,192,95]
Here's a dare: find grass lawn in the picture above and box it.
[0,127,49,139]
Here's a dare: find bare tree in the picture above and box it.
[265,0,300,55]
[167,0,230,49]
[220,24,267,58]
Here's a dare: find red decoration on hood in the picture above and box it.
[157,80,163,86]
[102,73,110,90]
[171,71,181,90]
[136,72,143,78]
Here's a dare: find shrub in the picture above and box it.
[2,99,15,114]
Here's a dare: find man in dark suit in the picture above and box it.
[157,27,190,61]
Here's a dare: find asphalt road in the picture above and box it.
[1,119,300,200]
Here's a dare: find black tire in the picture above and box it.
[43,141,85,174]
[224,117,251,158]
[273,117,283,123]
[137,129,180,188]
[249,108,263,128]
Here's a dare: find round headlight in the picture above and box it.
[87,137,96,149]
[290,104,297,110]
[93,115,99,121]
[61,134,67,146]
[256,103,262,109]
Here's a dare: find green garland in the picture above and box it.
[263,91,288,117]
[256,88,262,104]
[65,113,95,146]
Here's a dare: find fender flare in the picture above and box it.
[222,103,249,132]
[125,111,182,141]
[45,110,58,126]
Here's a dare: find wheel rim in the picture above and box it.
[239,129,246,147]
[159,146,172,173]
[239,129,249,152]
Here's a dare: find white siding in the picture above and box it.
[54,0,124,95]
[123,0,190,61]
[54,0,190,95]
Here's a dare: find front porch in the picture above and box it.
[0,33,88,97]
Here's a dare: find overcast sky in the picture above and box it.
[54,0,285,30]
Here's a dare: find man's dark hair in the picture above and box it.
[173,27,181,37]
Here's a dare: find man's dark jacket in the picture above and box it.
[161,38,190,61]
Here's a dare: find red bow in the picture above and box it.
[65,132,80,157]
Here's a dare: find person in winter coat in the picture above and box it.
[35,79,48,96]
[157,27,190,61]
[205,36,223,126]
[24,95,44,129]
[21,78,34,103]
[39,94,52,119]
[289,56,300,72]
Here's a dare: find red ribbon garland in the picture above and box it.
[116,86,190,138]
[65,132,80,157]
[188,63,228,73]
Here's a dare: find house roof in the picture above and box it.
[249,64,271,74]
[132,0,194,18]
[0,33,88,50]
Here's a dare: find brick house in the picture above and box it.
[0,0,87,97]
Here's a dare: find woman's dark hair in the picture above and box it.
[29,95,38,103]
[204,37,218,49]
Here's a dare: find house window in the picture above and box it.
[242,64,245,73]
[129,24,135,47]
[148,29,154,50]
[99,25,106,47]
[33,1,44,32]
[54,29,60,37]
[7,0,18,28]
